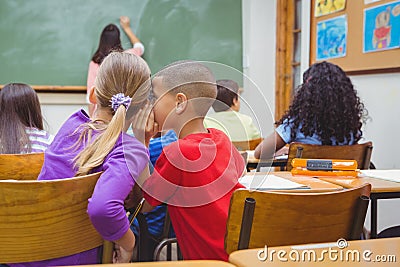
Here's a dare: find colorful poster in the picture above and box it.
[316,15,347,60]
[363,1,400,53]
[315,0,346,17]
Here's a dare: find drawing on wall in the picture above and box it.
[315,0,346,17]
[363,1,400,53]
[316,15,347,60]
[364,0,381,4]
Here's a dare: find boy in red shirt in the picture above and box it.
[140,61,245,261]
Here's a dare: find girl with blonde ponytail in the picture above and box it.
[16,52,153,266]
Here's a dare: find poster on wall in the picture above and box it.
[363,1,400,53]
[315,0,346,17]
[316,15,347,60]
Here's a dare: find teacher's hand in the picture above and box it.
[120,16,131,29]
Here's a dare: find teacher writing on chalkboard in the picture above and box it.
[86,16,145,116]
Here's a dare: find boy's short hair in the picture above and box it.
[156,60,217,116]
[212,79,239,112]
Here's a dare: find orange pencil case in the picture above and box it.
[290,158,359,177]
[291,158,358,170]
[291,168,359,177]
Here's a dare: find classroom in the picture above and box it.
[0,0,400,266]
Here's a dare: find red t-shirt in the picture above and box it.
[143,128,245,261]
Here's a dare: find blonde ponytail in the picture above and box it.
[74,105,126,176]
[73,52,150,176]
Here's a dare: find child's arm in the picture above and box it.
[141,200,155,213]
[254,131,286,159]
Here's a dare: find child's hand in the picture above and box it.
[113,244,133,263]
[120,16,130,29]
[131,103,159,147]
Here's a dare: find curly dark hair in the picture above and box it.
[277,61,367,145]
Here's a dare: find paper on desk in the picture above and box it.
[360,169,400,183]
[274,154,288,160]
[246,150,255,158]
[245,150,288,160]
[239,174,309,190]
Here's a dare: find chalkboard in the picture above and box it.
[0,0,242,88]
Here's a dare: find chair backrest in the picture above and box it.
[0,152,44,180]
[225,184,371,254]
[0,172,111,263]
[286,142,373,171]
[232,137,263,151]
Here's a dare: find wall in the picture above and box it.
[351,73,400,169]
[241,0,277,138]
[352,73,400,232]
[39,94,86,135]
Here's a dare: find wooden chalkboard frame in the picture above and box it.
[310,0,400,74]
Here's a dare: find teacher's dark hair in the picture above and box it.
[92,24,123,64]
[277,61,367,145]
[0,83,44,153]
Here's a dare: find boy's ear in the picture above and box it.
[89,86,97,104]
[231,96,240,112]
[175,93,187,115]
[232,97,239,107]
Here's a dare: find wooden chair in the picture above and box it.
[225,184,371,254]
[152,209,183,261]
[0,152,44,180]
[0,172,113,264]
[286,142,373,171]
[232,137,263,151]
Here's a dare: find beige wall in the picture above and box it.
[39,93,87,136]
[241,0,277,138]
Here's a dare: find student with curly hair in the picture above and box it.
[254,61,367,159]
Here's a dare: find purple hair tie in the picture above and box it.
[110,93,132,111]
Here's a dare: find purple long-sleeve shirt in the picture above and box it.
[10,110,149,267]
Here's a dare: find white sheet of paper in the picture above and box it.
[360,169,400,183]
[239,174,309,190]
[245,150,288,160]
[246,150,255,158]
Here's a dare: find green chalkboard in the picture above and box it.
[0,0,242,86]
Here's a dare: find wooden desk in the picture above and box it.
[248,172,343,193]
[319,175,400,238]
[60,260,236,267]
[229,237,400,266]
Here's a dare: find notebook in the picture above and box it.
[239,174,309,190]
[360,169,400,183]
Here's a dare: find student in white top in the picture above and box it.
[0,83,53,154]
[204,79,261,142]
